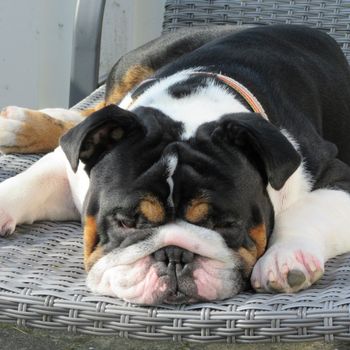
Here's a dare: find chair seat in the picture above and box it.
[1,0,350,342]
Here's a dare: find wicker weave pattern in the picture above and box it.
[163,0,350,62]
[1,2,350,342]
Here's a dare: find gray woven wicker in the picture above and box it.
[163,0,350,63]
[1,0,350,343]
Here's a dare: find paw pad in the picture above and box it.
[287,269,306,288]
[251,244,324,293]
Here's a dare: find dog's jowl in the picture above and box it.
[1,25,350,304]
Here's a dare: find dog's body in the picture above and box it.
[1,24,350,304]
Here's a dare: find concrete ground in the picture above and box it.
[0,324,349,350]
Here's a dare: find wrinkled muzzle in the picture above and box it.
[86,221,245,304]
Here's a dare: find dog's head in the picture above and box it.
[61,105,300,304]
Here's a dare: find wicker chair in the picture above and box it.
[1,0,350,343]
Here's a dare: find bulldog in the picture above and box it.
[1,24,350,304]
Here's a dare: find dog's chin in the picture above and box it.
[86,253,244,305]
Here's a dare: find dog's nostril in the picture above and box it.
[166,246,182,263]
[182,250,194,263]
[154,249,166,262]
[152,246,194,265]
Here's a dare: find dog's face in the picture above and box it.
[61,105,300,304]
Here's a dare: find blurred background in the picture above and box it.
[0,0,165,109]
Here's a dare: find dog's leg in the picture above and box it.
[251,188,350,293]
[0,106,85,154]
[0,147,79,236]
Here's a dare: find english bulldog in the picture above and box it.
[1,24,350,304]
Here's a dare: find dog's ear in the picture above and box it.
[60,105,144,172]
[211,113,301,190]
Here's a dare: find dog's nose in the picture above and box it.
[153,245,194,267]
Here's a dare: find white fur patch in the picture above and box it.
[267,162,312,216]
[0,120,21,146]
[164,154,178,207]
[270,188,350,258]
[0,106,28,121]
[64,155,90,214]
[124,69,250,139]
[0,106,27,146]
[267,130,313,216]
[0,147,79,235]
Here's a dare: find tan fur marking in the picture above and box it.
[80,101,106,117]
[106,65,154,105]
[85,246,105,272]
[84,216,99,271]
[249,224,267,258]
[1,109,76,154]
[238,247,257,276]
[81,65,154,116]
[139,196,165,223]
[237,224,267,276]
[185,199,209,223]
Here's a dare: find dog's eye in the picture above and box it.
[117,219,135,229]
[110,210,160,230]
[219,221,235,228]
[214,220,239,229]
[111,211,136,229]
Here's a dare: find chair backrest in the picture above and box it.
[69,0,106,107]
[162,0,350,63]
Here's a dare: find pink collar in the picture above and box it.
[192,71,268,119]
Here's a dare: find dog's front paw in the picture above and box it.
[251,243,324,293]
[0,208,16,237]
